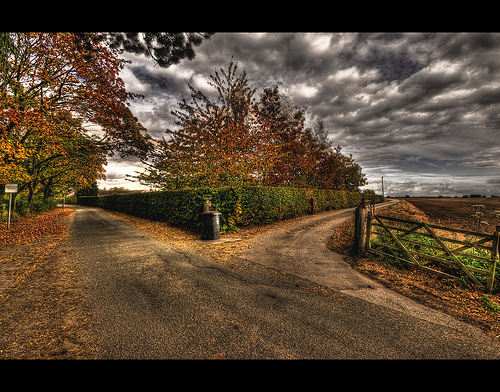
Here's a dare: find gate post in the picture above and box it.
[354,198,367,257]
[365,210,373,251]
[487,226,500,293]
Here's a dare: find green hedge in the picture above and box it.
[1,195,58,221]
[78,186,384,233]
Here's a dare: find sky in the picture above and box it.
[98,32,500,197]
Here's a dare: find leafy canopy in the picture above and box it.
[136,60,367,192]
[0,32,212,208]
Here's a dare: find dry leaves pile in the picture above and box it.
[100,208,315,266]
[0,209,75,248]
[328,199,500,341]
[0,208,98,359]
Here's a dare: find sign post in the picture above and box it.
[5,183,18,230]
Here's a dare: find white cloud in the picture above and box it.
[289,83,319,99]
[98,157,150,191]
[120,67,151,95]
[303,33,332,54]
[191,73,215,96]
[459,146,500,169]
[328,66,371,83]
[165,63,196,80]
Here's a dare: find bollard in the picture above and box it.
[487,226,500,293]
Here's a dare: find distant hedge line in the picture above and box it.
[78,186,384,233]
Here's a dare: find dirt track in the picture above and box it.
[330,199,500,342]
[240,201,499,338]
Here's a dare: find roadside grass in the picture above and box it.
[328,200,500,341]
[369,223,497,290]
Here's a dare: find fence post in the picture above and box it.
[354,198,367,257]
[487,226,500,294]
[365,210,373,251]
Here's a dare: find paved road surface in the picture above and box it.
[67,205,500,359]
[240,201,489,333]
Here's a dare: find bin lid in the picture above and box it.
[200,211,221,216]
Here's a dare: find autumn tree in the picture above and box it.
[18,110,107,205]
[256,85,366,190]
[138,61,280,189]
[312,146,366,191]
[255,85,315,188]
[312,120,332,148]
[136,61,366,192]
[0,32,153,207]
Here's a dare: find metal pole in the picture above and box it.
[7,193,12,230]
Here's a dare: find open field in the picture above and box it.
[404,197,500,234]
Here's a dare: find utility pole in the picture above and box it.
[381,176,384,197]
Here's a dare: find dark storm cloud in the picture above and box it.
[339,32,432,83]
[108,32,500,196]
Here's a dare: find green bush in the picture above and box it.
[78,186,384,234]
[58,195,78,205]
[16,195,58,215]
[0,194,58,221]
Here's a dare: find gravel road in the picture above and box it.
[68,205,500,359]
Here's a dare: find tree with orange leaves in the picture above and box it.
[139,61,281,189]
[136,60,366,192]
[256,85,366,191]
[0,32,152,207]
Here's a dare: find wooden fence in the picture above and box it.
[354,204,500,293]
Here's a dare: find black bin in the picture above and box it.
[200,211,221,240]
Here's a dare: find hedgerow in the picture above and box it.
[1,195,58,222]
[78,186,383,234]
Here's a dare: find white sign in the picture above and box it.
[5,184,17,230]
[5,183,18,193]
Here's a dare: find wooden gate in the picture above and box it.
[365,212,500,293]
